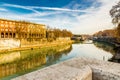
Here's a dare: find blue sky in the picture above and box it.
[0,0,119,34]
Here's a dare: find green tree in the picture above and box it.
[110,1,120,24]
[110,1,120,39]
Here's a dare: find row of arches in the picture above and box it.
[1,32,16,38]
[0,32,45,39]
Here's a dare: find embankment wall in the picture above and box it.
[12,57,120,80]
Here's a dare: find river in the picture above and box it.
[0,41,115,80]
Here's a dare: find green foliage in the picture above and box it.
[110,1,120,39]
[110,1,120,24]
[46,28,73,39]
[93,29,116,37]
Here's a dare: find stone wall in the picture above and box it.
[12,59,92,80]
[0,39,20,49]
[0,38,72,51]
[12,57,120,80]
[62,57,120,80]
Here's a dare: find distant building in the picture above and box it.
[71,35,82,41]
[0,19,46,41]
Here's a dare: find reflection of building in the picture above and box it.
[0,51,20,64]
[0,19,46,40]
[0,51,46,78]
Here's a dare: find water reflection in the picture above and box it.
[93,41,116,55]
[0,43,114,79]
[46,46,72,66]
[0,46,72,79]
[0,52,20,64]
[0,50,46,79]
[93,41,120,63]
[70,43,113,61]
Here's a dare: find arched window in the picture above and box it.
[5,33,8,38]
[25,34,27,38]
[9,33,12,38]
[1,32,4,38]
[32,34,34,38]
[13,33,16,38]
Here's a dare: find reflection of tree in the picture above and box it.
[0,52,20,64]
[58,45,72,55]
[0,50,46,79]
[0,45,72,79]
[46,45,72,65]
[93,41,115,54]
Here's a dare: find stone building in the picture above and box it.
[0,19,46,41]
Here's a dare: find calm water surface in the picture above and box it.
[0,42,114,80]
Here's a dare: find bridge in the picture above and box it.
[71,34,91,41]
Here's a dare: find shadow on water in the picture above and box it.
[93,41,120,63]
[0,45,72,80]
[93,41,116,55]
[109,47,120,63]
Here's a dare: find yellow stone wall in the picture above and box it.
[0,19,46,39]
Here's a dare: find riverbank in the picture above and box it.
[0,40,72,79]
[109,47,120,63]
[93,40,120,63]
[0,41,115,79]
[0,39,73,53]
[12,57,120,80]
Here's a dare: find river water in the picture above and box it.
[0,41,115,80]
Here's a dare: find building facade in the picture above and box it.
[0,19,46,41]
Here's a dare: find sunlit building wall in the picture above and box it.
[0,19,46,40]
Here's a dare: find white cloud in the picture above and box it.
[2,3,42,14]
[0,0,119,34]
[35,7,88,12]
[41,0,119,34]
[0,8,8,11]
[68,0,120,34]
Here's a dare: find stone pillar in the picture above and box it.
[15,33,19,38]
[27,33,29,38]
[8,32,10,38]
[3,32,5,38]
